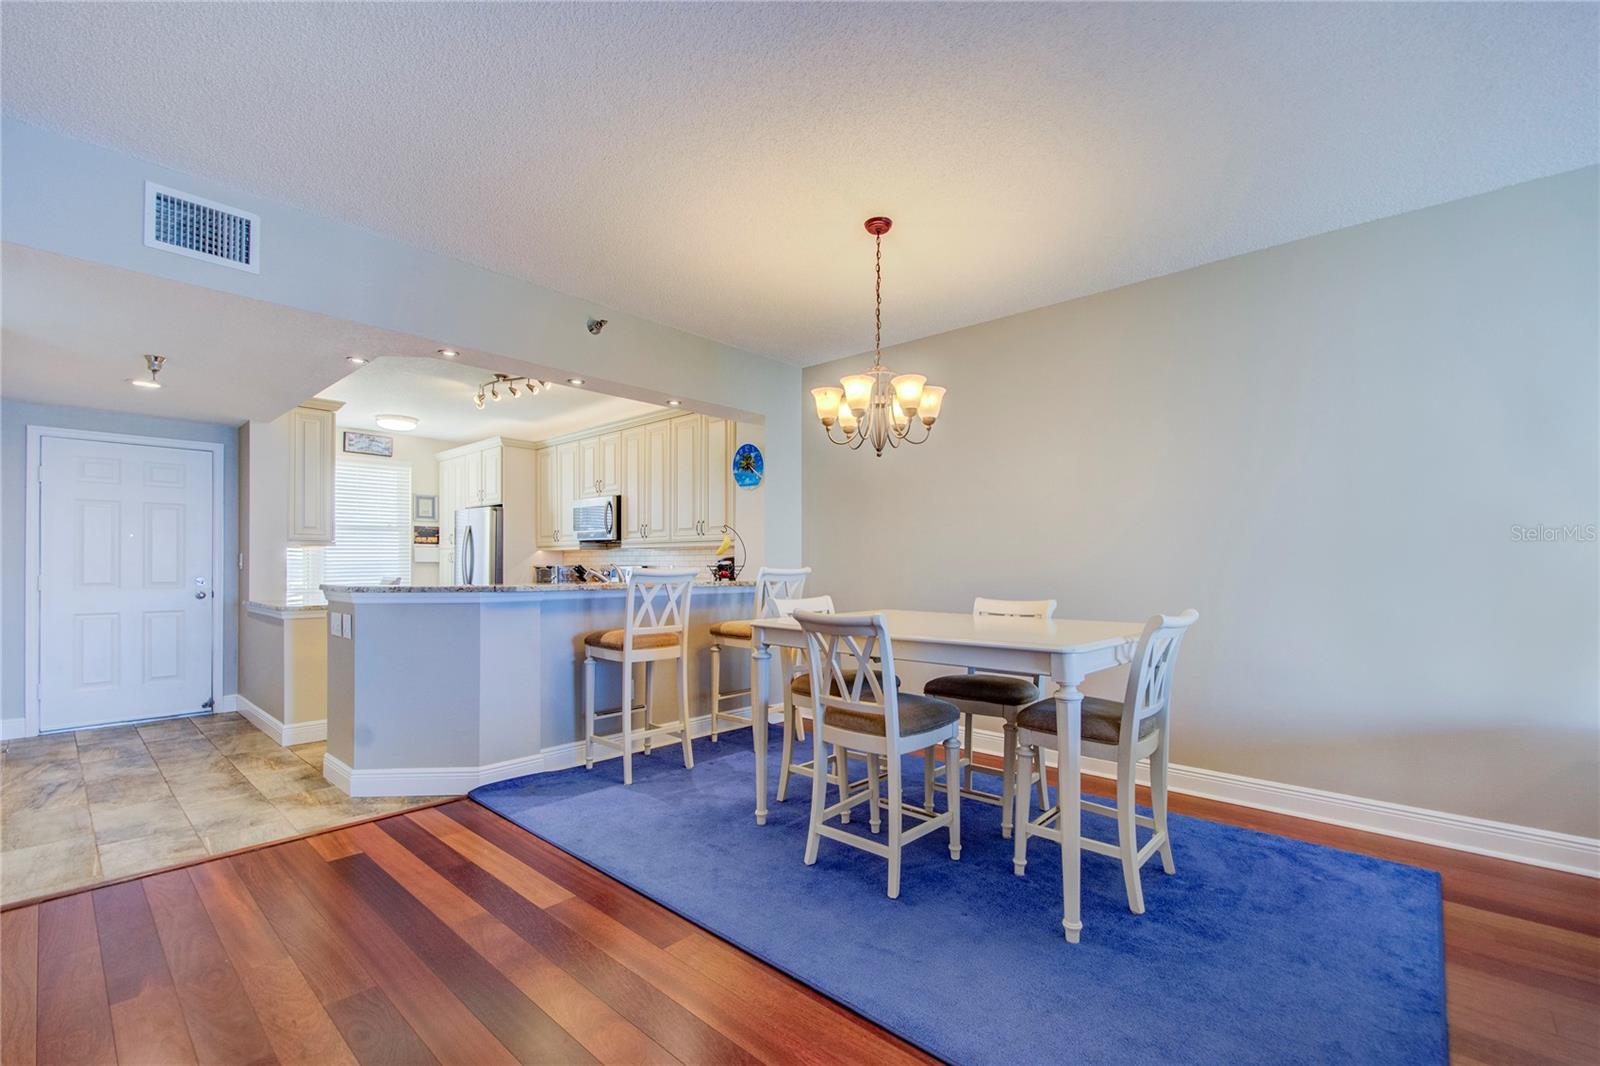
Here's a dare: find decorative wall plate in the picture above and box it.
[732,443,764,488]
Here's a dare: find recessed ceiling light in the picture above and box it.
[374,414,419,431]
[346,356,370,365]
[666,399,681,406]
[130,353,165,389]
[567,377,585,386]
[437,348,458,359]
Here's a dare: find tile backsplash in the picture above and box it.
[560,544,725,571]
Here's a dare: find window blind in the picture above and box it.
[286,459,412,605]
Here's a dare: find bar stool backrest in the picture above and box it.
[973,597,1057,620]
[624,568,698,648]
[793,611,907,745]
[1121,609,1199,739]
[754,567,812,618]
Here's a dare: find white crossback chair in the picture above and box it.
[923,597,1055,837]
[795,610,962,899]
[582,569,698,785]
[1011,610,1199,919]
[708,567,811,741]
[774,595,902,830]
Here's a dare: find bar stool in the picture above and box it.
[708,566,811,741]
[795,609,962,899]
[771,594,898,831]
[923,597,1055,838]
[582,568,697,785]
[1013,610,1199,918]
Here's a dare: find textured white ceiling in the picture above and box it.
[319,358,661,444]
[3,2,1595,365]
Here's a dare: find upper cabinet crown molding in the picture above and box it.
[434,435,538,461]
[298,398,345,414]
[287,403,337,544]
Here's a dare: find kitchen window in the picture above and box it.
[286,459,413,606]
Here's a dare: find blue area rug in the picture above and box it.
[472,726,1447,1065]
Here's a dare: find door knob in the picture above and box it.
[195,591,209,599]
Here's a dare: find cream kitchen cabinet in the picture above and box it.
[436,437,540,580]
[577,431,621,498]
[667,414,733,543]
[287,400,340,544]
[542,413,733,548]
[535,442,581,548]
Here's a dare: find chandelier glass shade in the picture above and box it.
[812,217,945,456]
[474,373,556,410]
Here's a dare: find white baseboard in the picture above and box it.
[228,693,327,747]
[322,708,773,798]
[967,725,1600,878]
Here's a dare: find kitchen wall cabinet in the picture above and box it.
[435,437,539,581]
[642,420,673,540]
[577,431,621,498]
[536,446,562,548]
[538,412,736,549]
[287,400,339,544]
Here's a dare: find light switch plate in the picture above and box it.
[329,612,341,636]
[340,612,352,639]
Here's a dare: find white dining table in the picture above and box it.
[746,608,1144,944]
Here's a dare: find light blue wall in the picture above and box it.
[1,399,241,725]
[1,118,803,566]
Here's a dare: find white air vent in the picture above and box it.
[143,182,259,273]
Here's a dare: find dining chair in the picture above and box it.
[774,595,905,831]
[708,566,811,742]
[582,568,698,785]
[1011,609,1199,914]
[922,597,1056,837]
[795,610,962,899]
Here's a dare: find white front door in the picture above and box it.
[37,435,216,731]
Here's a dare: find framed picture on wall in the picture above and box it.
[413,525,440,545]
[415,494,438,520]
[342,430,393,457]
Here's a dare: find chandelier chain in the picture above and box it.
[874,232,882,366]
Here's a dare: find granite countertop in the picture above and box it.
[321,580,756,594]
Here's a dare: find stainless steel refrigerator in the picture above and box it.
[454,505,504,585]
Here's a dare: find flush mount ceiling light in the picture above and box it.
[437,348,459,359]
[666,399,681,406]
[567,377,586,386]
[811,218,946,457]
[473,372,549,410]
[346,355,370,366]
[374,414,418,431]
[130,353,166,389]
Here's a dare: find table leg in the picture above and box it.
[751,640,772,825]
[1054,661,1085,944]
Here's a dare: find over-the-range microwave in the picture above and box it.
[573,495,622,544]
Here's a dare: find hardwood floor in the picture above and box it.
[1,781,1595,1065]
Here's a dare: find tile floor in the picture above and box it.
[0,712,440,904]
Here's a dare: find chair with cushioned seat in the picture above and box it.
[1011,609,1199,915]
[794,610,962,899]
[770,595,895,830]
[923,597,1056,837]
[708,567,811,742]
[583,569,698,784]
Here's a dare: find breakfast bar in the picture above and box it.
[321,581,756,796]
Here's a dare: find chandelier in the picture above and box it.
[474,373,556,410]
[811,217,946,456]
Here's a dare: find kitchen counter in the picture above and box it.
[320,579,760,796]
[323,580,755,594]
